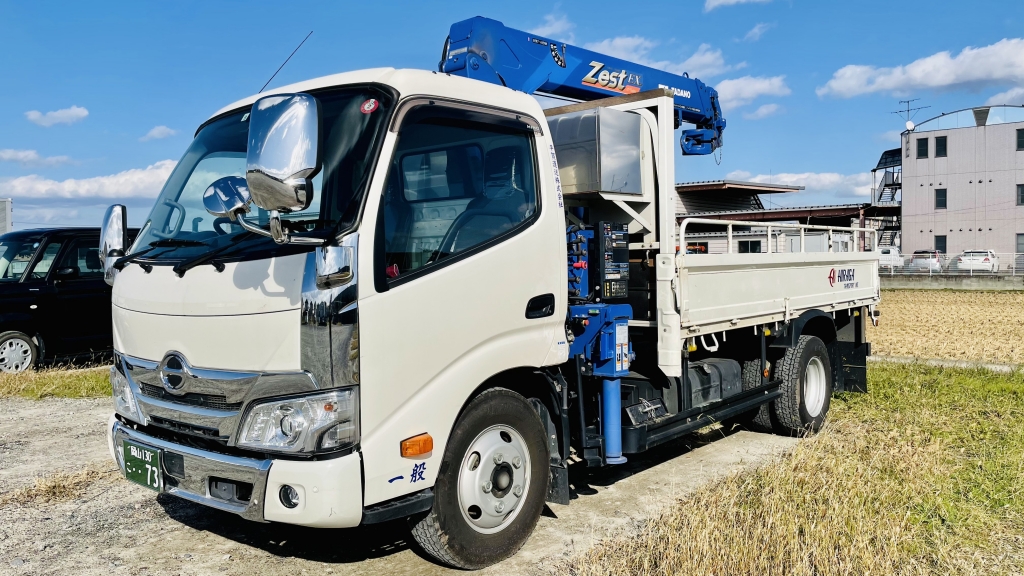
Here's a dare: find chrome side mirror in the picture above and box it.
[203,176,252,221]
[246,93,321,213]
[100,204,127,286]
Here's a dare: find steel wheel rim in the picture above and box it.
[456,424,532,534]
[0,338,32,374]
[803,356,827,418]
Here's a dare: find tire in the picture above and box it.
[0,331,37,374]
[721,360,772,431]
[409,388,549,569]
[773,335,832,434]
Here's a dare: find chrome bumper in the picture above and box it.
[110,418,271,522]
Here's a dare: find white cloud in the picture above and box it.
[0,160,176,199]
[0,149,72,167]
[817,38,1024,98]
[16,207,79,224]
[985,86,1024,105]
[530,13,575,42]
[742,22,774,42]
[140,125,178,142]
[715,75,790,109]
[879,130,903,143]
[705,0,771,11]
[743,103,781,119]
[582,38,742,79]
[727,170,872,199]
[24,105,89,127]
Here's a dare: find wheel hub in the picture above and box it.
[457,425,531,534]
[803,356,827,418]
[0,338,32,374]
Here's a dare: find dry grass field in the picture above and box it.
[870,289,1024,364]
[563,363,1024,576]
[0,366,109,399]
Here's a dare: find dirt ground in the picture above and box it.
[870,289,1024,365]
[0,397,795,576]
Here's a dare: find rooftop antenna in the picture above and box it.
[891,98,930,129]
[259,31,314,93]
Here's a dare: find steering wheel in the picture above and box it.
[431,208,517,262]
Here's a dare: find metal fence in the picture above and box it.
[880,253,1024,276]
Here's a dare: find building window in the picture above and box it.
[934,235,947,254]
[1018,184,1024,206]
[738,240,762,253]
[1017,234,1024,255]
[935,136,947,158]
[916,137,928,159]
[935,188,947,209]
[1018,129,1024,151]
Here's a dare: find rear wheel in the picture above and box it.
[722,360,772,431]
[0,332,37,374]
[409,388,549,569]
[773,335,832,434]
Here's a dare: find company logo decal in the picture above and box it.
[582,61,642,94]
[829,268,858,289]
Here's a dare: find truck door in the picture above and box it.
[50,236,109,355]
[357,102,565,501]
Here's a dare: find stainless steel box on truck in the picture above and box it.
[549,107,642,195]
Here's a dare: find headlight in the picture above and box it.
[237,388,358,454]
[111,365,140,423]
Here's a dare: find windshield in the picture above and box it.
[133,85,394,261]
[0,238,41,281]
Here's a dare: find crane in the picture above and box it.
[439,16,726,155]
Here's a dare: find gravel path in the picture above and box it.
[0,397,796,575]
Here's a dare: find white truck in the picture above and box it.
[100,18,880,569]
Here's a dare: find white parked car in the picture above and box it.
[909,250,946,272]
[878,247,902,269]
[954,250,1000,272]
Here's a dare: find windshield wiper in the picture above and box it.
[149,238,209,248]
[113,246,157,271]
[172,233,253,278]
[113,239,210,272]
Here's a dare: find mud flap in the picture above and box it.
[529,398,571,505]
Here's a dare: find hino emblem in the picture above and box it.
[158,351,190,394]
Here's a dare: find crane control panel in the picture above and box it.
[566,222,629,301]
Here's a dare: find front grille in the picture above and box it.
[139,383,242,411]
[149,415,224,439]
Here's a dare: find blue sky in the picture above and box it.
[2,0,1024,229]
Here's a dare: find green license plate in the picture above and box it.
[123,440,164,492]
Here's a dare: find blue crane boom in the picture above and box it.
[440,16,726,155]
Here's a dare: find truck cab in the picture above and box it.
[102,21,877,570]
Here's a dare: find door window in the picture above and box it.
[57,238,103,278]
[28,241,63,280]
[382,107,538,280]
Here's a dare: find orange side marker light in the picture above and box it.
[401,433,433,458]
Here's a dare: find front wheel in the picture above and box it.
[409,388,549,569]
[773,335,832,434]
[0,331,37,374]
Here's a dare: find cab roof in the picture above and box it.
[205,68,546,130]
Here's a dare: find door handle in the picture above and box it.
[525,293,555,319]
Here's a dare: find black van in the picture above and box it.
[0,227,136,373]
